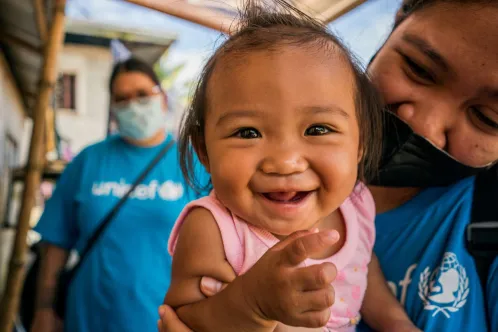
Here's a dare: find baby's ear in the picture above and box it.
[357,146,364,164]
[199,152,210,173]
[194,138,210,173]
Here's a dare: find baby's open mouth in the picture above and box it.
[262,191,312,203]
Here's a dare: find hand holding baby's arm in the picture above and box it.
[164,207,258,332]
[165,207,236,308]
[165,207,341,332]
[165,207,279,332]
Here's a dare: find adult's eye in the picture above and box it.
[402,54,436,84]
[305,125,333,136]
[470,107,498,130]
[113,95,128,104]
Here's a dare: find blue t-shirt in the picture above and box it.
[488,258,498,331]
[358,177,497,331]
[35,135,209,332]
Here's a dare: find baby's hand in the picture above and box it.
[239,229,340,328]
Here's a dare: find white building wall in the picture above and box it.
[56,44,113,154]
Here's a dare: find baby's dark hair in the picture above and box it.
[179,0,383,192]
[395,0,498,27]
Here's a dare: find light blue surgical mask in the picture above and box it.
[112,94,166,140]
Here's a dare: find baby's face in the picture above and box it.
[202,45,361,237]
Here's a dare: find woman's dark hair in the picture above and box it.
[394,0,498,28]
[179,0,384,192]
[366,0,497,65]
[109,57,161,94]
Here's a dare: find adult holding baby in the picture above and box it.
[160,0,498,331]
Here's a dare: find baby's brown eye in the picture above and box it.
[305,125,331,136]
[234,128,261,139]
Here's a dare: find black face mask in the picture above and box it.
[369,111,492,188]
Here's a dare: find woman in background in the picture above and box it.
[31,58,208,332]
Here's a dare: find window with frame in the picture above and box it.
[55,73,77,111]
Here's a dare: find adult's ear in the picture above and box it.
[161,91,168,113]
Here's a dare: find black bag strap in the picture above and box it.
[68,139,174,276]
[467,165,498,288]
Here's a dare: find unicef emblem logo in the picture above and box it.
[418,252,469,318]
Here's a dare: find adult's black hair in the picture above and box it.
[109,57,161,94]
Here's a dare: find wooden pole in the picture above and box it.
[45,106,57,157]
[124,0,235,34]
[0,1,67,331]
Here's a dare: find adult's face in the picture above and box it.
[369,2,498,167]
[111,71,166,111]
[110,71,168,146]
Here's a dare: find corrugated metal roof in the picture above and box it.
[124,0,366,32]
[0,0,177,117]
[0,0,51,115]
[200,0,367,23]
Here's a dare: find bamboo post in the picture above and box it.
[0,1,67,331]
[45,106,57,157]
[124,0,235,34]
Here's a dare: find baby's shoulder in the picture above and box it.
[169,193,240,252]
[169,205,220,250]
[189,194,234,223]
[346,182,375,221]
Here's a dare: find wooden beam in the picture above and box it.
[0,32,43,54]
[319,0,367,23]
[0,1,67,331]
[33,0,49,43]
[124,0,235,34]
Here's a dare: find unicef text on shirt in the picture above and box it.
[92,179,184,201]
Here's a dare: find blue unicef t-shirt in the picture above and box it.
[358,177,498,331]
[35,135,209,332]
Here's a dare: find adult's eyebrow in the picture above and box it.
[480,86,498,100]
[402,33,450,72]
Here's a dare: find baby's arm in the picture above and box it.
[164,207,276,332]
[360,254,421,331]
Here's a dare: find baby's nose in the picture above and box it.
[260,150,308,175]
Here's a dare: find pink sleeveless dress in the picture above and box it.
[169,183,376,331]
